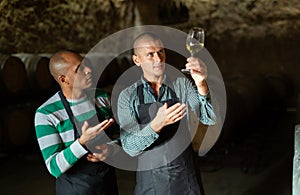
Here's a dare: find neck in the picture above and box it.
[61,88,85,99]
[149,82,161,95]
[145,78,162,95]
[144,75,163,95]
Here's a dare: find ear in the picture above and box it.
[58,75,69,85]
[132,54,141,67]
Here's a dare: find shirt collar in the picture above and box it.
[140,75,167,89]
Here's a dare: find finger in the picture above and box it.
[157,102,168,112]
[86,154,100,162]
[94,144,106,153]
[167,103,185,115]
[187,56,205,64]
[100,118,115,130]
[81,121,89,133]
[164,102,168,109]
[90,119,109,133]
[93,153,107,161]
[187,57,206,70]
[186,61,203,71]
[168,104,186,120]
[166,103,182,113]
[172,108,187,122]
[95,143,107,150]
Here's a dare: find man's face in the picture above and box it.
[64,54,93,90]
[133,38,166,80]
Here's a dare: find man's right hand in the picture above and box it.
[78,118,115,146]
[150,103,186,133]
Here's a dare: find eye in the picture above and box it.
[147,52,154,58]
[75,64,84,73]
[158,50,165,56]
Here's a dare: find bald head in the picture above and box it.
[133,32,164,55]
[49,51,82,82]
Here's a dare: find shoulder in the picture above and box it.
[85,88,109,98]
[36,92,62,115]
[35,92,63,126]
[119,82,139,99]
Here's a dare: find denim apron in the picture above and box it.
[56,91,118,195]
[134,84,202,195]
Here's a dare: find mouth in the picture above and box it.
[153,63,164,70]
[86,76,93,83]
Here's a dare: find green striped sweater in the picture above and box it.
[34,89,112,178]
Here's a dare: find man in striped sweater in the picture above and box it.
[34,51,119,195]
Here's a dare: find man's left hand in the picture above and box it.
[86,144,112,162]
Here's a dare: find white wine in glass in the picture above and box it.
[182,27,205,74]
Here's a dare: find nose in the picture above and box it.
[84,65,92,75]
[153,52,163,62]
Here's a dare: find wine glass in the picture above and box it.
[181,27,205,74]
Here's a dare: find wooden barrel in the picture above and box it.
[13,53,56,93]
[0,104,34,151]
[0,54,27,96]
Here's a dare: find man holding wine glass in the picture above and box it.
[182,27,205,74]
[117,31,216,195]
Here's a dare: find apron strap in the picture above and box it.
[59,90,80,138]
[59,90,110,139]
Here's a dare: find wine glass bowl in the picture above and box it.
[182,27,205,74]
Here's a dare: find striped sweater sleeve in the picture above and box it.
[34,97,88,178]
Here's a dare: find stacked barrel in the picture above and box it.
[0,52,292,154]
[0,53,134,153]
[0,53,58,153]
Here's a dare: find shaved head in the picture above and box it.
[133,32,164,55]
[49,51,82,82]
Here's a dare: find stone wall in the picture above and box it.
[0,0,299,94]
[173,0,300,95]
[0,0,135,53]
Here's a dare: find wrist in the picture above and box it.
[196,80,208,95]
[78,138,91,153]
[78,137,85,146]
[150,122,162,133]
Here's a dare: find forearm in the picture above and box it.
[198,92,217,125]
[36,124,88,177]
[185,79,217,125]
[196,80,209,96]
[42,139,88,177]
[120,124,159,156]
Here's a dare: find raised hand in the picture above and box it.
[184,57,208,95]
[78,118,115,146]
[150,103,186,133]
[86,144,112,162]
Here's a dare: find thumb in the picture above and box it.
[81,121,89,133]
[164,102,168,109]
